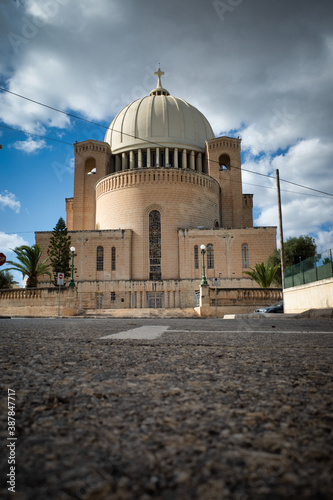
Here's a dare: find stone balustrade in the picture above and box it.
[96,167,220,199]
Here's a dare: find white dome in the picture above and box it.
[105,72,215,153]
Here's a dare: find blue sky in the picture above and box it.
[1,0,333,284]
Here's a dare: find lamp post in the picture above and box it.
[69,246,76,287]
[200,244,208,285]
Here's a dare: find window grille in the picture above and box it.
[111,247,116,271]
[149,210,162,280]
[96,246,104,271]
[207,244,214,269]
[194,245,199,269]
[242,244,249,268]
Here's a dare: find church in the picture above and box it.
[36,69,276,310]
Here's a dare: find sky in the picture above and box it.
[1,0,333,284]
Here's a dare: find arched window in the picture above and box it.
[242,244,249,268]
[96,246,104,271]
[219,153,230,171]
[111,247,116,271]
[149,210,161,280]
[194,245,199,269]
[207,244,214,269]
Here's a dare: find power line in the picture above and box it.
[1,86,333,197]
[0,124,73,146]
[242,181,333,199]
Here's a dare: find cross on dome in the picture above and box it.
[149,67,170,96]
[154,67,165,88]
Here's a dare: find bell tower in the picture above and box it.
[206,136,253,228]
[66,140,111,231]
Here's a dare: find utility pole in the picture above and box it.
[276,169,285,289]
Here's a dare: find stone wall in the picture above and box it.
[195,284,282,317]
[1,282,282,317]
[0,287,78,316]
[284,277,333,314]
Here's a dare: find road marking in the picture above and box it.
[169,330,333,334]
[100,325,169,340]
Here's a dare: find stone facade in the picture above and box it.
[33,70,277,311]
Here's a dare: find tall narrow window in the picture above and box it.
[242,244,249,268]
[149,210,161,280]
[207,244,214,269]
[194,245,199,269]
[111,247,116,271]
[96,246,104,271]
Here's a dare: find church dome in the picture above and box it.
[105,69,215,153]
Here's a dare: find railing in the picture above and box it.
[284,248,333,288]
[96,167,220,198]
[208,287,282,306]
[0,289,42,300]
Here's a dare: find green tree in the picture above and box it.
[284,235,317,266]
[6,245,52,288]
[0,269,18,289]
[243,262,281,288]
[47,217,72,286]
[267,235,317,285]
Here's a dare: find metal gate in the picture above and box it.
[147,292,164,308]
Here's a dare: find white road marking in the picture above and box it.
[169,330,333,334]
[100,325,169,340]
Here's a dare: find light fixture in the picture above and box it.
[200,245,208,285]
[69,247,76,287]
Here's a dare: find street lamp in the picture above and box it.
[200,244,208,285]
[69,246,76,287]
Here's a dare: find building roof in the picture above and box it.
[104,69,215,154]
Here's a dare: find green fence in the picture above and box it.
[284,248,333,288]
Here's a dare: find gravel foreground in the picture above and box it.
[1,317,333,500]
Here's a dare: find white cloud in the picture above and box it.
[315,230,333,253]
[0,191,21,213]
[242,138,333,249]
[0,0,333,252]
[12,137,50,153]
[0,232,28,253]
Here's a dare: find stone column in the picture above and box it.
[174,148,178,168]
[122,152,127,171]
[138,149,142,168]
[182,149,187,169]
[142,291,147,308]
[165,147,169,167]
[147,148,151,168]
[129,150,135,170]
[197,152,202,172]
[165,291,169,308]
[190,150,195,170]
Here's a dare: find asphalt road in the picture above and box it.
[1,317,333,500]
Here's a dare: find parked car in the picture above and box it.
[255,301,284,314]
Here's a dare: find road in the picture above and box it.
[1,317,332,499]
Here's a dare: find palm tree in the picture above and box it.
[6,245,52,288]
[0,270,18,289]
[243,262,281,288]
